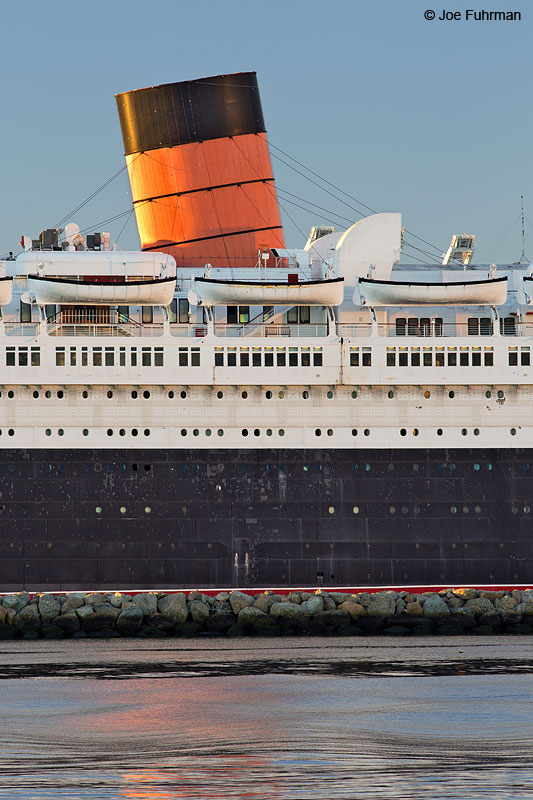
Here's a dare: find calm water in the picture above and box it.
[1,637,533,799]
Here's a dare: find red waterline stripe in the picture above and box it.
[3,584,533,599]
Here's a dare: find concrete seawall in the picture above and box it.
[2,587,533,638]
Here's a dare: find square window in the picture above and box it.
[191,348,200,366]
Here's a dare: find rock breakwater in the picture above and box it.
[2,588,533,638]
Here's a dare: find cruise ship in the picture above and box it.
[0,72,531,591]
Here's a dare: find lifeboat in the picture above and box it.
[26,275,176,306]
[0,277,13,306]
[194,276,344,306]
[358,276,507,306]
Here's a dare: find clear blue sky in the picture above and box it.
[2,0,531,264]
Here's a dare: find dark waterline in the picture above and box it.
[1,637,533,799]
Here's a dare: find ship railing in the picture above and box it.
[213,323,329,337]
[337,320,525,338]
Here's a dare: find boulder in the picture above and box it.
[322,596,337,611]
[109,593,124,608]
[93,602,120,620]
[206,611,235,633]
[337,601,365,620]
[366,592,398,619]
[495,596,517,610]
[515,602,533,616]
[53,612,81,636]
[423,596,450,620]
[158,593,188,623]
[464,597,495,616]
[451,588,477,600]
[41,624,65,639]
[446,594,465,609]
[229,591,255,614]
[301,596,324,615]
[84,592,106,606]
[214,592,229,602]
[314,609,351,627]
[287,592,302,604]
[0,606,5,625]
[13,604,41,632]
[2,592,30,613]
[479,590,505,601]
[238,606,269,626]
[188,601,210,624]
[61,595,85,613]
[117,605,144,634]
[253,593,279,613]
[501,609,522,625]
[75,605,94,620]
[143,614,175,633]
[133,593,158,615]
[38,594,61,622]
[81,612,116,633]
[329,593,351,605]
[270,602,310,619]
[4,608,15,625]
[405,601,423,615]
[395,598,406,614]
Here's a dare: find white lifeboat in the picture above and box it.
[26,275,176,306]
[194,276,344,306]
[0,277,13,306]
[358,276,507,306]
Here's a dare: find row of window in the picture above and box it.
[5,346,201,368]
[383,346,495,368]
[394,317,517,336]
[214,346,323,367]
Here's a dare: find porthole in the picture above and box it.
[450,506,457,514]
[351,391,357,399]
[485,391,492,399]
[423,390,430,399]
[45,429,51,436]
[402,506,408,515]
[302,391,309,399]
[119,429,126,437]
[33,391,39,399]
[365,463,371,472]
[388,463,394,472]
[57,390,64,399]
[168,391,174,399]
[217,391,223,399]
[352,506,359,514]
[107,429,113,437]
[414,506,421,515]
[180,429,187,436]
[131,390,138,399]
[461,428,467,436]
[254,429,260,437]
[143,391,150,399]
[525,506,531,514]
[388,391,394,399]
[193,429,199,436]
[474,463,480,471]
[242,429,249,437]
[473,428,479,436]
[389,506,396,514]
[278,391,285,399]
[120,506,127,514]
[327,429,333,436]
[8,429,14,437]
[511,428,517,435]
[328,506,335,514]
[364,429,370,436]
[279,429,285,436]
[241,391,248,399]
[132,428,138,437]
[449,390,455,399]
[7,391,14,399]
[205,429,211,437]
[144,506,151,514]
[180,390,187,399]
[144,429,150,436]
[57,429,63,437]
[82,390,88,399]
[400,428,407,437]
[474,506,482,514]
[45,391,51,399]
[327,391,333,399]
[95,507,102,514]
[107,391,113,399]
[82,429,89,437]
[463,506,469,514]
[512,506,519,514]
[497,390,504,399]
[266,428,273,437]
[315,429,321,437]
[352,429,358,436]
[412,428,419,436]
[303,465,309,472]
[437,428,443,436]
[266,390,272,399]
[217,429,224,437]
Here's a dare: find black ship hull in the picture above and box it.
[0,447,531,591]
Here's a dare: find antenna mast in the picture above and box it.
[519,173,529,264]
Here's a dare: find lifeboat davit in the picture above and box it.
[194,276,344,307]
[26,275,176,306]
[358,276,507,306]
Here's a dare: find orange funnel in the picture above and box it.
[116,72,285,268]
